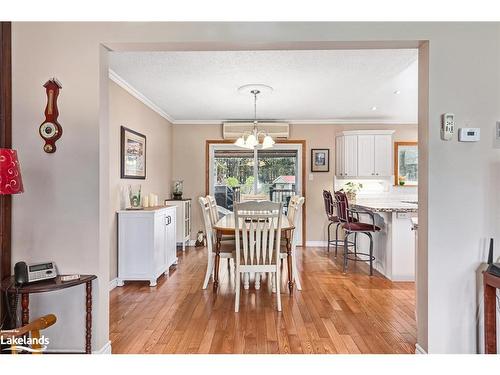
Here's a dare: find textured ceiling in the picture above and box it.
[109,49,418,124]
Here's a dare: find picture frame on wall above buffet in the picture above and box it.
[311,148,329,172]
[121,126,146,179]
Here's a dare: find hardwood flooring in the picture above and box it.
[109,246,416,354]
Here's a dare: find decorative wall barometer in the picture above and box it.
[39,79,62,153]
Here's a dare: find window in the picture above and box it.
[209,144,301,212]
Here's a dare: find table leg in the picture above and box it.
[286,231,294,294]
[21,293,29,326]
[213,230,222,291]
[85,280,92,354]
[484,279,497,354]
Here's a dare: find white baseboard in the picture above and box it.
[177,240,196,246]
[109,278,118,291]
[305,240,328,247]
[94,340,112,354]
[42,340,112,354]
[415,343,427,354]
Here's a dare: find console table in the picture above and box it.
[1,274,97,354]
[483,271,500,354]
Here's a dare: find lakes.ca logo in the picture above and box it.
[1,331,50,353]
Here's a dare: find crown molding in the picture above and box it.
[288,119,417,125]
[173,119,417,126]
[172,119,223,125]
[339,129,396,135]
[108,69,175,123]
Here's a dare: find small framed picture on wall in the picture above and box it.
[121,126,146,179]
[311,148,329,172]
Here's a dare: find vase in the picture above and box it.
[346,191,356,203]
[173,180,184,200]
[128,184,142,209]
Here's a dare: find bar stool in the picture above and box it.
[334,191,379,275]
[323,190,356,256]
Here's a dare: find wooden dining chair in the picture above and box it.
[0,314,56,354]
[280,195,305,290]
[234,201,283,312]
[199,196,235,289]
[206,195,220,225]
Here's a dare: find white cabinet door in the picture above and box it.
[335,136,344,177]
[154,211,166,275]
[374,134,392,176]
[357,135,375,177]
[166,210,177,266]
[343,135,358,177]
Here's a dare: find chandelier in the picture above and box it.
[234,88,275,149]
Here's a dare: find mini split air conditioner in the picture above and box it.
[222,122,289,140]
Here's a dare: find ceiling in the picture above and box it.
[109,49,418,124]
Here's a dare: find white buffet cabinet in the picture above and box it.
[117,205,177,287]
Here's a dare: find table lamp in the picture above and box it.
[0,148,24,195]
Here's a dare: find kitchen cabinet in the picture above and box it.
[117,205,177,287]
[335,134,358,177]
[336,130,394,178]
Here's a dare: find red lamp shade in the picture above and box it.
[0,148,24,195]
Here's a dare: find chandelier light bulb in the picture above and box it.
[245,134,258,148]
[262,135,275,149]
[235,137,245,147]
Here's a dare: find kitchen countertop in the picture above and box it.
[353,197,418,213]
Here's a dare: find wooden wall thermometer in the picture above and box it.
[39,79,62,153]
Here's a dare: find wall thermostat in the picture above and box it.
[441,113,455,141]
[458,128,480,142]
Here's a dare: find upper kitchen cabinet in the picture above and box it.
[336,130,394,178]
[336,134,358,177]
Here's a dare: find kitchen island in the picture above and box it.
[352,197,417,281]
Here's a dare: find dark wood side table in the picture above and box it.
[483,271,500,354]
[1,274,97,354]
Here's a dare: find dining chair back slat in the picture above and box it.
[206,195,219,225]
[234,200,283,312]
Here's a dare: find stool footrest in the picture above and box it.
[344,251,375,262]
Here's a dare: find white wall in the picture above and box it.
[11,22,500,353]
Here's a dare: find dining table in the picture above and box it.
[212,213,296,293]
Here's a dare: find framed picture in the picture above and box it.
[121,126,146,179]
[311,148,329,172]
[394,141,418,186]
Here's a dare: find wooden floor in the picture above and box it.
[109,246,416,354]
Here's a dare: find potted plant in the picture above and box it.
[341,181,363,203]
